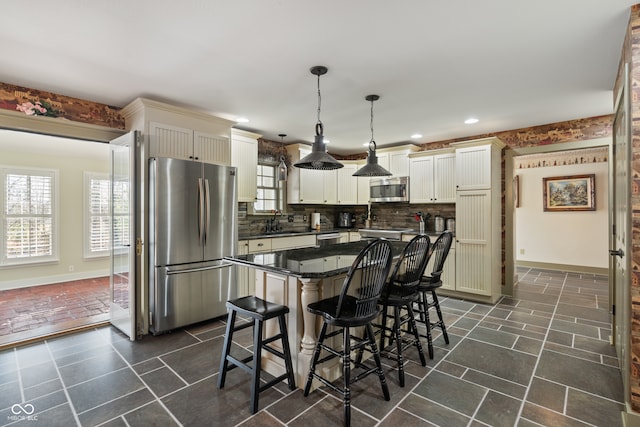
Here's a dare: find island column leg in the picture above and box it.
[297,277,323,388]
[299,277,321,354]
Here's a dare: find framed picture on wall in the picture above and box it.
[542,174,595,212]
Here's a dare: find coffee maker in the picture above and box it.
[338,212,354,228]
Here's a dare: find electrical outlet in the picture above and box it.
[519,249,525,255]
[68,265,75,272]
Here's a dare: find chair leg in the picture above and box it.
[379,305,389,352]
[432,291,449,344]
[392,306,405,387]
[250,319,262,414]
[416,292,426,323]
[217,309,236,389]
[303,322,328,396]
[343,326,352,427]
[365,323,390,401]
[423,297,434,359]
[278,314,296,390]
[406,303,426,366]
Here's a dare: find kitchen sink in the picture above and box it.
[358,228,414,241]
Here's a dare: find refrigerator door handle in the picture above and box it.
[204,178,211,245]
[166,262,234,275]
[197,178,205,244]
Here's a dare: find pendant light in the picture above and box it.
[353,94,392,177]
[277,134,288,181]
[294,66,344,170]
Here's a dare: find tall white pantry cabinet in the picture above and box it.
[452,137,505,304]
[121,97,235,165]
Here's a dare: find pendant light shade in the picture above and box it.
[277,134,288,181]
[353,94,392,177]
[294,66,344,170]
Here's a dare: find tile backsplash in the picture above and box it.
[238,202,455,238]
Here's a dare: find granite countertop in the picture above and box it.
[225,240,408,278]
[239,229,359,240]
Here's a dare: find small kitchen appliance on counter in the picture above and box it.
[446,218,456,235]
[338,212,354,228]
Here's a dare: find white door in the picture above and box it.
[611,66,630,400]
[109,131,139,340]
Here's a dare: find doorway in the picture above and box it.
[0,129,111,347]
[504,137,611,297]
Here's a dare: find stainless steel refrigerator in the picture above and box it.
[148,157,238,334]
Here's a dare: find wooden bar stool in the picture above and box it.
[303,239,394,427]
[414,231,453,359]
[376,234,431,386]
[217,296,296,414]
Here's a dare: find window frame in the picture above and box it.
[83,171,110,259]
[0,165,59,267]
[252,161,285,214]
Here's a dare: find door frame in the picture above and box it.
[503,136,611,296]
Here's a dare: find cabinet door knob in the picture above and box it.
[257,243,264,247]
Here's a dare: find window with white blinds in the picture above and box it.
[84,172,130,258]
[1,167,58,265]
[253,163,283,213]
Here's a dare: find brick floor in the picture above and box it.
[0,277,109,341]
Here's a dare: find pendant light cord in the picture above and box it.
[369,97,377,151]
[370,98,375,143]
[316,72,323,136]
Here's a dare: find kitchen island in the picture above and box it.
[224,240,408,388]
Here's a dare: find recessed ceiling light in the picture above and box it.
[464,118,479,124]
[411,133,422,139]
[236,117,249,123]
[363,141,370,146]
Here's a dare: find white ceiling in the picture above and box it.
[0,1,634,154]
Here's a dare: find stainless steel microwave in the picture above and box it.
[370,176,409,202]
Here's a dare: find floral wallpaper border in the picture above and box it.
[514,147,608,169]
[0,82,124,129]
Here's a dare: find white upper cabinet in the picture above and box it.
[409,150,455,203]
[231,129,260,203]
[409,154,434,203]
[376,145,419,177]
[336,161,359,205]
[454,138,503,191]
[286,144,417,205]
[286,144,337,204]
[356,159,370,205]
[433,153,457,202]
[121,97,234,165]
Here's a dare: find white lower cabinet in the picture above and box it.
[271,235,317,250]
[402,234,455,289]
[436,247,456,291]
[237,234,317,297]
[236,240,251,298]
[454,189,500,300]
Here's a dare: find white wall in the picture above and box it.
[0,130,110,290]
[515,160,608,269]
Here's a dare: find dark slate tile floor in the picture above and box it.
[0,267,624,426]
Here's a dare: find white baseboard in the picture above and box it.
[516,260,607,276]
[0,269,109,291]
